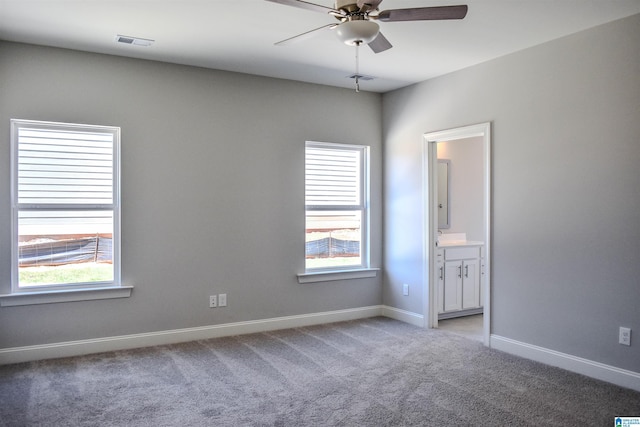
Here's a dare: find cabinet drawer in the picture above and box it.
[444,246,480,260]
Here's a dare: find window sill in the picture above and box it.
[0,286,133,307]
[297,268,380,284]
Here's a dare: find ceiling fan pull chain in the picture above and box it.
[355,41,360,92]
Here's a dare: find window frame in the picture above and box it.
[303,141,372,277]
[1,119,130,306]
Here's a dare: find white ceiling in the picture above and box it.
[1,0,639,93]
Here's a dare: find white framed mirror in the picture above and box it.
[437,159,451,229]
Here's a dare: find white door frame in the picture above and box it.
[422,122,491,346]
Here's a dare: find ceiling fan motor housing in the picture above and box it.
[335,0,362,13]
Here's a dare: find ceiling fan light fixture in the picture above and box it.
[335,20,379,46]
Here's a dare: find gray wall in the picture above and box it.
[383,13,640,371]
[0,42,383,349]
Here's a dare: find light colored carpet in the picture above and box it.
[1,317,638,426]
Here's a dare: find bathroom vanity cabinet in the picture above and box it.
[436,243,483,319]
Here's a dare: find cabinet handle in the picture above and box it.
[458,266,462,278]
[439,266,443,280]
[465,265,469,278]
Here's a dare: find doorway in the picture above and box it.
[422,123,491,346]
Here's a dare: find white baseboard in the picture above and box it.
[0,306,387,365]
[491,334,640,392]
[381,306,425,327]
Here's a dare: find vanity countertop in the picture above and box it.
[437,233,483,248]
[437,240,484,248]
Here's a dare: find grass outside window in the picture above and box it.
[19,263,113,287]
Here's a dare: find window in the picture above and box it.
[9,119,122,296]
[305,142,369,272]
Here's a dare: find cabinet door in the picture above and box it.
[443,260,462,312]
[462,259,480,309]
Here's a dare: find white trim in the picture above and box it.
[304,141,371,273]
[0,286,133,307]
[9,119,122,294]
[422,138,438,329]
[491,334,640,392]
[382,306,424,327]
[423,122,491,347]
[298,268,379,283]
[0,305,386,365]
[423,123,488,142]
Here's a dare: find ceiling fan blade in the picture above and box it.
[377,5,468,22]
[357,0,383,13]
[275,23,338,46]
[368,31,392,53]
[265,0,341,15]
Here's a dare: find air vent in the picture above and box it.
[115,35,154,47]
[347,74,375,81]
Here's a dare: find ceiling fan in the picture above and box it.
[266,0,468,54]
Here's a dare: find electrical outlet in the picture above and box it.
[218,293,227,307]
[403,284,409,296]
[209,295,217,308]
[619,327,631,346]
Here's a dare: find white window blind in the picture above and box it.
[305,146,360,207]
[17,128,114,206]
